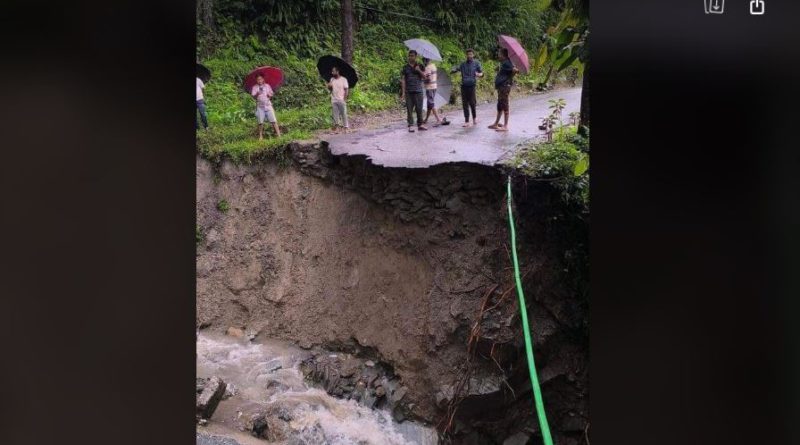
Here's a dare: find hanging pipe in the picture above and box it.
[507,175,554,445]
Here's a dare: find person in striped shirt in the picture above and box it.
[422,58,442,127]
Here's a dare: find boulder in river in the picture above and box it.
[196,432,243,445]
[196,376,226,420]
[299,351,411,415]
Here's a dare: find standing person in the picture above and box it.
[250,74,281,140]
[399,50,428,132]
[422,57,442,127]
[450,48,483,127]
[327,66,350,134]
[489,47,519,131]
[196,76,209,130]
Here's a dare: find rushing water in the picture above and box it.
[197,332,439,445]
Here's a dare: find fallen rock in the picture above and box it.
[196,376,226,420]
[205,229,221,250]
[196,377,208,394]
[300,352,408,414]
[241,402,320,442]
[226,327,244,338]
[434,385,454,408]
[390,386,408,405]
[250,413,269,438]
[223,383,237,400]
[196,432,242,445]
[264,358,282,373]
[392,405,407,422]
[339,357,360,377]
[503,432,530,445]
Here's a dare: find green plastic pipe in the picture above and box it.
[507,176,554,445]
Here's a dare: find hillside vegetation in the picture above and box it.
[197,0,571,161]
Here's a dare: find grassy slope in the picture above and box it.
[197,2,563,162]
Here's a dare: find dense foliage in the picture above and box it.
[196,0,570,161]
[506,124,589,309]
[508,125,589,207]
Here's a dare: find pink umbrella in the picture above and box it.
[243,66,284,93]
[497,35,530,75]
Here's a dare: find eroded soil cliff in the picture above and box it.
[196,142,587,444]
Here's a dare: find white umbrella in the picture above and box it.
[403,38,443,61]
[431,70,452,109]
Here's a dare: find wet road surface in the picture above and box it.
[322,87,581,168]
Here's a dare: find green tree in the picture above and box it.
[537,0,589,132]
[341,0,355,63]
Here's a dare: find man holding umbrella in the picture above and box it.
[400,50,428,132]
[317,55,358,134]
[251,74,281,140]
[489,47,519,131]
[327,66,350,133]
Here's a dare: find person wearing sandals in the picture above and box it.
[488,47,519,132]
[250,74,281,140]
[399,50,428,132]
[422,57,442,127]
[327,66,350,134]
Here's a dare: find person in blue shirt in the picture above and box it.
[489,47,519,131]
[450,49,483,127]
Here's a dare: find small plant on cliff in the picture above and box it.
[217,199,230,213]
[196,224,204,245]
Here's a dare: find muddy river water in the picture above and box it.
[196,332,439,445]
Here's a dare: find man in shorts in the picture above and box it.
[489,47,518,132]
[327,66,350,133]
[250,74,281,140]
[422,58,442,126]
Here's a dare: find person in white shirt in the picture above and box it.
[196,77,208,130]
[422,58,442,126]
[327,67,350,133]
[250,74,281,140]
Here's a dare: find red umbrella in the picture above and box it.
[243,66,284,93]
[497,35,530,75]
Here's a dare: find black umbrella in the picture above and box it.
[197,63,211,83]
[316,55,358,88]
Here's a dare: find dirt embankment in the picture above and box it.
[196,142,588,444]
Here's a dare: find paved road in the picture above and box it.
[322,87,581,168]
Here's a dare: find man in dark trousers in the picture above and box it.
[400,49,428,132]
[489,47,519,131]
[451,48,483,127]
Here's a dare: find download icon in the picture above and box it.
[704,0,725,14]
